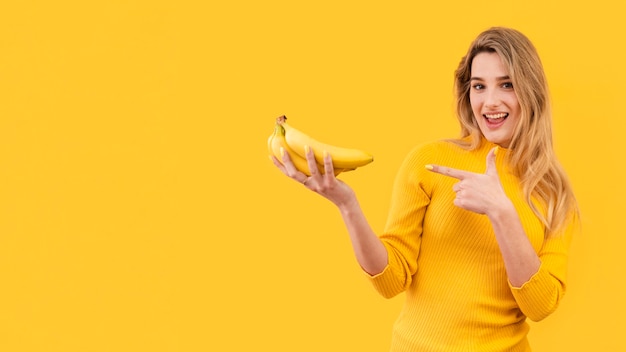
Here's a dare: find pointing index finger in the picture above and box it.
[425,164,473,180]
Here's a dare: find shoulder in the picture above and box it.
[394,139,467,183]
[403,139,470,165]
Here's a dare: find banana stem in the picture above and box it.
[274,123,285,136]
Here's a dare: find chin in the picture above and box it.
[482,134,511,148]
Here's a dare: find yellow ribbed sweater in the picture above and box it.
[368,138,576,352]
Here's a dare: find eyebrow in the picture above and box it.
[470,75,511,81]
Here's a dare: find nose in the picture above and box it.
[485,88,501,108]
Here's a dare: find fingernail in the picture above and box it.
[494,146,499,156]
[304,145,310,155]
[425,164,434,170]
[280,147,285,158]
[323,150,329,159]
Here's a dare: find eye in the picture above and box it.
[472,83,484,90]
[501,82,514,89]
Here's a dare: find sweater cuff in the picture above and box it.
[508,264,561,321]
[363,264,405,299]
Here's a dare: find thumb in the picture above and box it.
[485,147,499,176]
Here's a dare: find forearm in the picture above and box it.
[337,197,388,276]
[489,201,541,287]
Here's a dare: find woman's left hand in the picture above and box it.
[426,147,510,215]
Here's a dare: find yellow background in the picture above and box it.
[1,1,624,351]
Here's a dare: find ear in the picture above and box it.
[485,147,499,176]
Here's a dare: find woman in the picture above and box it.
[270,27,579,352]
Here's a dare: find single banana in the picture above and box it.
[277,115,374,169]
[268,120,344,176]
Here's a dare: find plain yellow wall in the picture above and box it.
[1,1,624,351]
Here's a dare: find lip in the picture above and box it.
[482,112,508,129]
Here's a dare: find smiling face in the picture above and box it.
[469,52,520,148]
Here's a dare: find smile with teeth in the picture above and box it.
[484,113,509,120]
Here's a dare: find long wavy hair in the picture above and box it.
[452,27,578,238]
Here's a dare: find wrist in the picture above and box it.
[337,193,359,215]
[488,198,516,223]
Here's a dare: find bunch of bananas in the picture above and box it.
[268,115,373,176]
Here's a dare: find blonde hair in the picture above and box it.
[452,27,578,237]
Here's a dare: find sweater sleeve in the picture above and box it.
[509,212,580,321]
[365,145,433,299]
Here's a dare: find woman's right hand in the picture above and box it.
[270,146,357,209]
